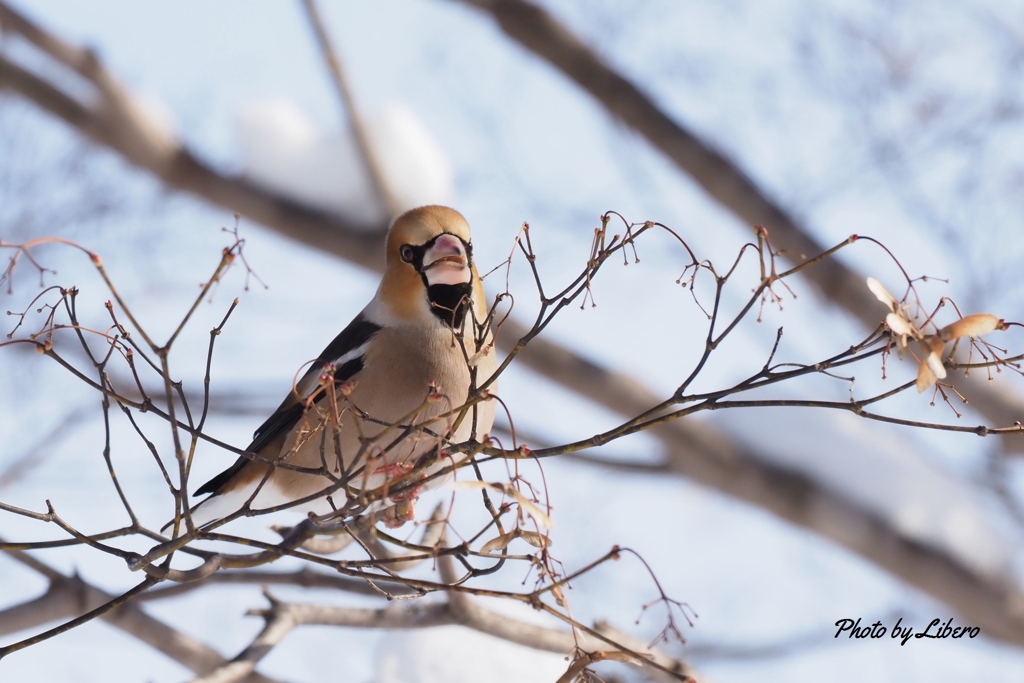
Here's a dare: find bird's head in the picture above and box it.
[380,205,482,328]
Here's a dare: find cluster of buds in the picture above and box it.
[867,278,1005,392]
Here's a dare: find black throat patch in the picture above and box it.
[427,282,472,328]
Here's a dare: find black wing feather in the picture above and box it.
[193,314,381,497]
[314,315,381,367]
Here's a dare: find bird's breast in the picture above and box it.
[355,324,472,418]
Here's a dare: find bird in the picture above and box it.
[168,205,497,533]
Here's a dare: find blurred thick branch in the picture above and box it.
[2,0,1024,654]
[448,0,1024,432]
[436,551,701,683]
[0,547,280,683]
[300,0,401,218]
[0,2,383,270]
[158,546,700,683]
[207,586,701,683]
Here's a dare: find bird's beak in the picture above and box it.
[422,234,470,286]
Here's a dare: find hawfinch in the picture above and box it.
[176,205,496,531]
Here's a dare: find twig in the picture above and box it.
[188,592,298,683]
[447,0,1024,434]
[438,552,698,682]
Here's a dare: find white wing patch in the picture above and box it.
[293,340,372,401]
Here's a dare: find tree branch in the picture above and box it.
[447,0,1024,431]
[300,0,399,217]
[188,594,298,683]
[437,552,699,683]
[0,2,385,271]
[0,547,280,682]
[236,591,700,683]
[3,0,1024,653]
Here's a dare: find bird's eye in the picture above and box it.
[400,245,415,263]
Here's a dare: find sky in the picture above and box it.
[2,1,1024,682]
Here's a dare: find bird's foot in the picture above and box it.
[382,499,417,528]
[372,463,425,528]
[372,462,415,479]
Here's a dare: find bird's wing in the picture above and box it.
[193,313,382,497]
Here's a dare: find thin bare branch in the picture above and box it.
[188,593,297,683]
[3,3,1024,667]
[138,567,419,602]
[448,0,1024,430]
[438,553,699,682]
